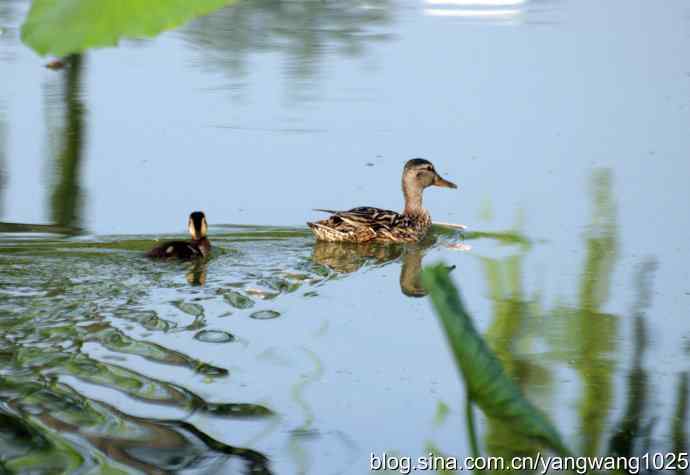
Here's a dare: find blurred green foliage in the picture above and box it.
[21,0,236,56]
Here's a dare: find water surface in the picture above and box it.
[1,0,690,473]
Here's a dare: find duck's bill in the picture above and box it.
[433,175,458,189]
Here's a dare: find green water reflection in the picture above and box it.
[475,170,621,461]
[608,259,655,459]
[423,170,689,472]
[47,54,84,233]
[480,253,553,460]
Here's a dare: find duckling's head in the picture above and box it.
[188,211,208,240]
[403,158,457,191]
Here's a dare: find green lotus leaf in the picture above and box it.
[422,263,572,456]
[21,0,236,57]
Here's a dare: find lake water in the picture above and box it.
[1,0,690,473]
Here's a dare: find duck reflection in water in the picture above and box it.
[186,259,208,286]
[311,234,454,297]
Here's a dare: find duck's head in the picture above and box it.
[403,158,457,192]
[188,211,208,240]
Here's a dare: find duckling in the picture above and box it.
[308,159,457,243]
[147,211,211,260]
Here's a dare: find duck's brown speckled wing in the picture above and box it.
[308,207,426,243]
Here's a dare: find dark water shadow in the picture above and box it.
[673,373,689,467]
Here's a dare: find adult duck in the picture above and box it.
[308,159,457,243]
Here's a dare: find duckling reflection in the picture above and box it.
[186,259,208,286]
[312,235,450,297]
